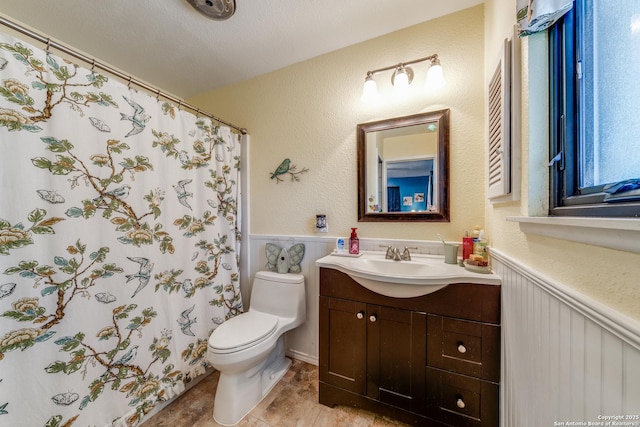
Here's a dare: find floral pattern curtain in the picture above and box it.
[0,30,243,426]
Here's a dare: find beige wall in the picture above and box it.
[484,0,640,320]
[189,2,640,321]
[189,6,486,242]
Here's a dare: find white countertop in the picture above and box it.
[316,251,500,298]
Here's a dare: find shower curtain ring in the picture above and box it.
[45,38,51,53]
[156,90,161,101]
[195,108,200,118]
[90,59,96,74]
[178,100,183,110]
[127,76,132,89]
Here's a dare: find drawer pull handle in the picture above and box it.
[457,343,467,354]
[369,314,377,322]
[457,398,466,409]
[356,312,364,319]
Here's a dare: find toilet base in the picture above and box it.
[212,337,291,426]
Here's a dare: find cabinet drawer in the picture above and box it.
[427,315,500,382]
[426,367,498,427]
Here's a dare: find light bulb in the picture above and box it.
[426,61,445,90]
[361,75,379,103]
[392,68,410,97]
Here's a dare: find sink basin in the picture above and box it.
[348,258,432,277]
[316,251,500,298]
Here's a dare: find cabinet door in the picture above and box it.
[319,296,367,394]
[367,305,427,415]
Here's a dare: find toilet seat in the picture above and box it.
[209,311,278,354]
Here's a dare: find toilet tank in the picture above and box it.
[249,271,305,321]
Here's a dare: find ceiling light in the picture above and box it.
[361,54,444,103]
[187,0,236,20]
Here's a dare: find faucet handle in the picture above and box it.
[380,245,395,259]
[401,246,418,261]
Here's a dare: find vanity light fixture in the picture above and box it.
[361,54,444,102]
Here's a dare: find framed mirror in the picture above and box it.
[357,109,449,222]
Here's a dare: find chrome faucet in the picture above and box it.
[380,245,418,261]
[380,245,401,260]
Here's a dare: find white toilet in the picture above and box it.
[207,270,305,425]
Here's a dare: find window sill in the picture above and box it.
[506,216,640,254]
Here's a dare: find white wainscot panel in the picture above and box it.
[493,250,640,427]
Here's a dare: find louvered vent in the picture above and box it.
[487,38,511,199]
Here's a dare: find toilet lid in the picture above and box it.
[209,311,278,353]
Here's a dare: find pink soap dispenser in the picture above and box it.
[349,228,360,255]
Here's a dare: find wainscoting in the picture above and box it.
[493,249,640,426]
[245,235,640,425]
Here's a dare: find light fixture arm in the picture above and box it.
[364,54,439,78]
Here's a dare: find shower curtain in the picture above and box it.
[0,31,243,426]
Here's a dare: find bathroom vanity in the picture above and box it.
[317,253,501,427]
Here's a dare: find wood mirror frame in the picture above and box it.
[357,109,450,222]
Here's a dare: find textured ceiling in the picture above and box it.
[0,0,483,98]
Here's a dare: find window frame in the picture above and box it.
[548,2,640,218]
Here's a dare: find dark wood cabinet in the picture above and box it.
[319,267,501,427]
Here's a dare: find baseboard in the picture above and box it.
[286,348,318,366]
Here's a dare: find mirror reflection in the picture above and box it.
[357,109,449,222]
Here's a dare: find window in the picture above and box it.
[549,0,640,217]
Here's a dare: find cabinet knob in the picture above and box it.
[457,398,466,409]
[457,343,467,354]
[369,314,377,322]
[356,311,364,319]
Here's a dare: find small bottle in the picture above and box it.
[349,228,360,255]
[475,229,488,260]
[462,231,474,261]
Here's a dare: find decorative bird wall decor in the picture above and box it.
[269,158,309,183]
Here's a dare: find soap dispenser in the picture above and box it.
[349,228,360,255]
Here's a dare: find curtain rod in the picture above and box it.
[0,15,247,135]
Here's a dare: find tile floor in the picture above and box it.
[141,359,411,427]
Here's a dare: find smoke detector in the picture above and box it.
[187,0,236,20]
